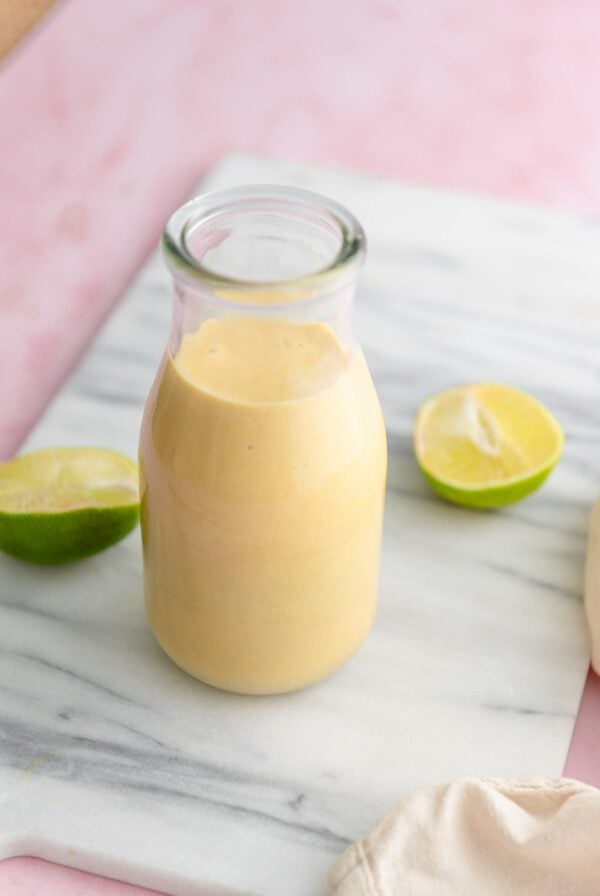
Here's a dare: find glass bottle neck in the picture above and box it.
[163,185,366,356]
[169,274,357,356]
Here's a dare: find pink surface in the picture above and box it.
[2,0,600,893]
[0,858,167,896]
[564,668,600,786]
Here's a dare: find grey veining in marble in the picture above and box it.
[1,155,598,896]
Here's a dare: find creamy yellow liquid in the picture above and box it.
[139,317,387,694]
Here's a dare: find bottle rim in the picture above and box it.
[162,184,366,304]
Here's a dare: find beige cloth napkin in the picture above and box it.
[585,498,600,673]
[329,777,600,895]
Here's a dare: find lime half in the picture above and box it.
[0,447,139,563]
[414,383,564,509]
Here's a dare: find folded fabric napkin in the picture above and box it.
[585,498,600,673]
[329,777,600,895]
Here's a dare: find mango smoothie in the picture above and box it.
[139,316,387,694]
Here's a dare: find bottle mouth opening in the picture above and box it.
[162,185,365,302]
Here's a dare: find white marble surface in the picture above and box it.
[0,155,598,896]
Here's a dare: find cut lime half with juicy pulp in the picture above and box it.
[414,383,564,509]
[0,447,140,563]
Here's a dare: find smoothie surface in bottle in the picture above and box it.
[140,314,387,694]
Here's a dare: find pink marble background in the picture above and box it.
[2,0,600,892]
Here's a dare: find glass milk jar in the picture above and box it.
[139,186,387,695]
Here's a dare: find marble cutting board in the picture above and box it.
[0,155,598,896]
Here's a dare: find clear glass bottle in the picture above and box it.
[139,186,387,695]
